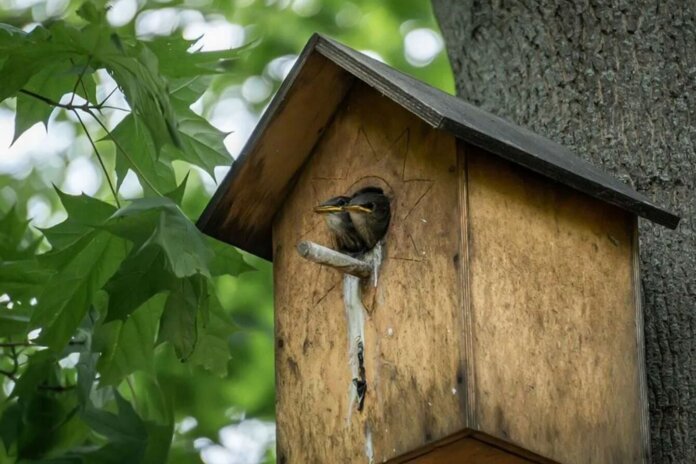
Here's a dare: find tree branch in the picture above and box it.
[69,55,92,106]
[73,110,121,207]
[19,89,128,112]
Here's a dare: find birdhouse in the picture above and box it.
[198,34,679,464]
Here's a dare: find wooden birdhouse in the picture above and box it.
[198,34,679,464]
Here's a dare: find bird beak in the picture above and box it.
[313,205,345,214]
[343,205,372,214]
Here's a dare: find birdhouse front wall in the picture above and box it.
[272,82,467,463]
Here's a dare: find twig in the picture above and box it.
[9,346,18,376]
[19,89,128,112]
[83,107,163,196]
[296,241,372,279]
[39,383,76,392]
[69,55,92,106]
[0,341,85,348]
[99,86,119,107]
[20,87,162,197]
[73,110,121,207]
[0,360,75,393]
[0,341,33,348]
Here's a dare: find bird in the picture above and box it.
[344,187,391,250]
[313,196,366,254]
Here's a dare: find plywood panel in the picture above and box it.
[387,430,556,464]
[273,82,466,463]
[465,144,645,463]
[402,437,534,464]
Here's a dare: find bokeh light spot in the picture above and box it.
[404,28,443,67]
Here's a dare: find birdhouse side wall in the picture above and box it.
[272,82,468,463]
[462,143,648,463]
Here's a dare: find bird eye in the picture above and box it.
[365,202,375,210]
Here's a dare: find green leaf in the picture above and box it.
[103,246,174,321]
[145,35,251,79]
[16,391,82,460]
[207,237,254,277]
[0,26,68,103]
[0,402,21,454]
[10,350,57,398]
[13,62,89,142]
[169,76,212,105]
[158,276,207,360]
[130,373,172,425]
[133,375,173,464]
[162,98,230,176]
[96,294,166,385]
[142,420,173,464]
[0,206,40,260]
[104,198,213,278]
[149,211,213,278]
[99,43,181,152]
[31,231,127,351]
[81,392,148,463]
[188,332,230,377]
[0,260,52,303]
[76,1,106,25]
[107,114,177,195]
[42,190,117,249]
[0,307,31,337]
[100,197,173,244]
[164,173,189,205]
[188,295,236,376]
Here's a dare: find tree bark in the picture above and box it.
[432,1,696,462]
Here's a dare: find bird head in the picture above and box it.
[344,187,391,249]
[343,187,390,217]
[313,196,351,215]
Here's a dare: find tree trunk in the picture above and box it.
[432,1,696,462]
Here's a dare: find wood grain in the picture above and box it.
[273,82,464,463]
[465,145,645,463]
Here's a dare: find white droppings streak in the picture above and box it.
[366,241,384,287]
[452,388,457,395]
[387,327,393,337]
[342,241,385,421]
[365,426,374,463]
[344,274,366,418]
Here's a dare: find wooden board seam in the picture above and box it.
[459,141,478,429]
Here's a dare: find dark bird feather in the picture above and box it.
[345,187,391,250]
[313,196,366,254]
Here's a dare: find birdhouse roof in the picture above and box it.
[198,34,680,260]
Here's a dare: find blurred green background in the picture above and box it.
[0,0,452,462]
